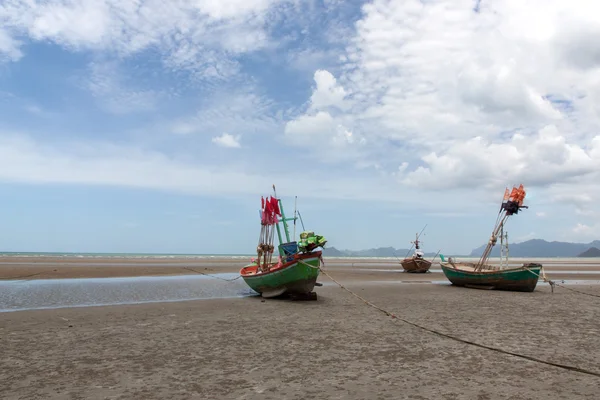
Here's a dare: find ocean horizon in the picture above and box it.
[0,251,591,262]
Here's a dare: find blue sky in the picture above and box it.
[1,0,600,255]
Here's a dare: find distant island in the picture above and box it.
[469,239,600,258]
[578,247,600,257]
[322,239,600,258]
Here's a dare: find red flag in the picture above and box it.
[261,196,265,210]
[268,197,278,224]
[270,196,281,216]
[264,198,272,224]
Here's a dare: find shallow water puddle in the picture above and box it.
[0,274,257,313]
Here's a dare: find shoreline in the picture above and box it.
[2,255,600,281]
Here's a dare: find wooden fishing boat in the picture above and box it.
[439,258,542,292]
[240,251,322,298]
[439,184,544,292]
[240,186,327,299]
[400,232,432,273]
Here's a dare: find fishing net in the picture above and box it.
[298,231,327,253]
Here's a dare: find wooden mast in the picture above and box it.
[499,225,509,269]
[474,184,527,272]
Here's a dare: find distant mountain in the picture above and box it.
[322,246,437,258]
[578,247,600,257]
[469,239,600,258]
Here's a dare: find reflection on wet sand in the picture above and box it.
[0,274,256,313]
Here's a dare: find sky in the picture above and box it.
[1,0,600,255]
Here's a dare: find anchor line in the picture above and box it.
[182,267,242,282]
[298,258,600,379]
[523,266,600,299]
[0,272,44,281]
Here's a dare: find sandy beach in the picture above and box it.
[1,256,599,399]
[1,255,600,281]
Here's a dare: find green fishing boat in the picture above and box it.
[439,258,542,292]
[240,186,327,299]
[439,184,544,292]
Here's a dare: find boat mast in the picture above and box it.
[279,199,291,243]
[403,224,428,259]
[499,226,509,269]
[293,196,297,241]
[504,230,509,268]
[474,185,527,272]
[272,185,296,245]
[271,185,283,246]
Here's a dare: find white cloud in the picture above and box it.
[166,88,281,141]
[0,131,477,208]
[0,133,262,195]
[284,70,365,159]
[284,111,365,153]
[212,133,241,148]
[573,223,593,234]
[0,28,22,61]
[309,70,348,112]
[398,125,600,190]
[535,212,546,218]
[85,61,159,114]
[285,49,337,73]
[285,111,335,142]
[286,0,600,199]
[0,0,289,77]
[570,223,599,241]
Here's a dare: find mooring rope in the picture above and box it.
[305,258,600,379]
[182,267,242,282]
[0,272,44,281]
[523,266,600,299]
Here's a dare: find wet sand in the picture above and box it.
[0,256,244,280]
[1,257,599,399]
[1,255,600,281]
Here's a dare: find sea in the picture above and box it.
[0,251,255,259]
[0,251,595,264]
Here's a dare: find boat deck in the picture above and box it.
[447,263,502,272]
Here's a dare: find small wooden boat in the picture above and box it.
[400,232,431,273]
[439,184,544,292]
[240,186,327,299]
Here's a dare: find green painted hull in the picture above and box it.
[440,263,542,292]
[242,254,321,298]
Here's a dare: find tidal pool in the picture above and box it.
[0,274,256,313]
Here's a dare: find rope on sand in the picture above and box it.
[524,266,600,299]
[0,272,44,281]
[182,267,242,282]
[310,259,600,379]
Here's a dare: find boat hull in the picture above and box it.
[440,263,542,292]
[400,258,432,273]
[240,252,321,298]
